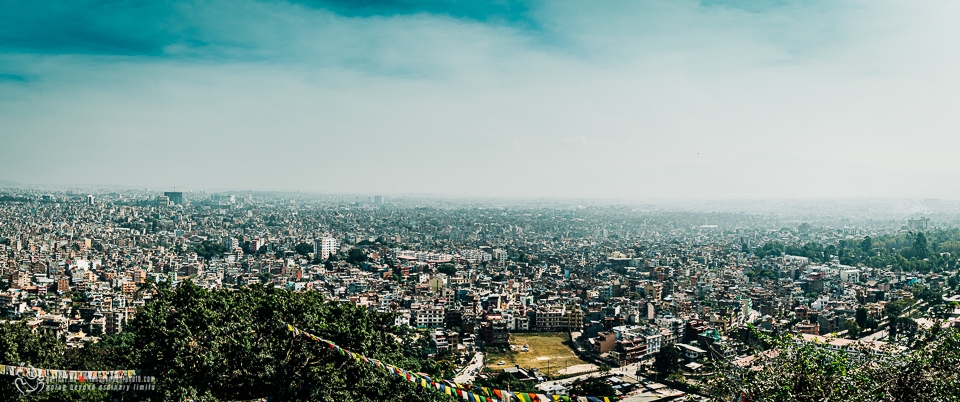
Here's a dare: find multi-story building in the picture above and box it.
[415,305,445,329]
[315,237,340,260]
[481,316,510,347]
[105,311,124,335]
[644,282,663,301]
[533,306,583,332]
[164,192,184,206]
[432,330,450,352]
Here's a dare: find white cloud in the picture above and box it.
[2,0,960,198]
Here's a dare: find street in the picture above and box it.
[453,352,485,384]
[537,360,648,392]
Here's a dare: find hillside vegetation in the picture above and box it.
[1,282,452,402]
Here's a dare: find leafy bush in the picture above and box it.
[703,326,960,401]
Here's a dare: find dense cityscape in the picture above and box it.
[6,0,960,399]
[2,188,959,400]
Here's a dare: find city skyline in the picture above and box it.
[4,2,960,399]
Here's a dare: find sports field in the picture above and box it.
[485,332,594,377]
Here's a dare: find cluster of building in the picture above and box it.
[1,189,959,382]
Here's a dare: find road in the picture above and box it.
[858,300,928,343]
[453,352,484,384]
[612,361,649,381]
[537,370,603,391]
[536,361,648,392]
[860,330,887,342]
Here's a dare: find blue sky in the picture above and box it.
[2,0,960,199]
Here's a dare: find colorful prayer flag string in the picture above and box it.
[0,364,149,382]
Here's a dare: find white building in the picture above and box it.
[415,306,445,329]
[840,269,861,283]
[315,237,340,260]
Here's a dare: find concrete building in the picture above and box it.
[164,192,184,206]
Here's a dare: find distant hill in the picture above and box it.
[0,179,20,187]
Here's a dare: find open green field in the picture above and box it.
[484,332,593,377]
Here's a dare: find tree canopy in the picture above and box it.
[568,377,615,398]
[436,264,457,276]
[703,326,960,401]
[294,242,314,256]
[185,240,229,260]
[347,248,368,265]
[654,344,681,375]
[750,229,960,274]
[1,282,454,402]
[472,372,538,394]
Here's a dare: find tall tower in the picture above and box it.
[164,192,184,205]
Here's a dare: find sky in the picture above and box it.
[2,0,960,200]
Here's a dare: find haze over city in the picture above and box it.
[3,0,960,199]
[4,2,960,401]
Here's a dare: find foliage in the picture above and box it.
[436,264,457,276]
[0,322,112,401]
[568,377,615,397]
[889,317,919,341]
[703,326,960,401]
[185,240,228,260]
[654,344,681,375]
[0,195,31,202]
[855,307,868,328]
[884,299,914,319]
[913,285,945,305]
[473,372,538,394]
[744,266,777,281]
[294,242,314,256]
[763,229,960,274]
[841,319,860,339]
[752,241,785,258]
[347,248,368,265]
[913,232,929,259]
[134,281,454,401]
[2,282,455,402]
[860,236,873,255]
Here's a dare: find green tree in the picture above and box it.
[855,307,868,329]
[568,377,615,398]
[347,248,368,265]
[889,316,919,341]
[473,372,538,394]
[860,236,873,255]
[703,327,960,401]
[841,319,861,339]
[913,232,929,259]
[294,243,313,256]
[654,344,681,375]
[754,241,785,258]
[128,281,453,401]
[0,322,111,401]
[884,299,912,319]
[436,264,456,276]
[186,240,228,260]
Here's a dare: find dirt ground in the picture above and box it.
[485,332,593,377]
